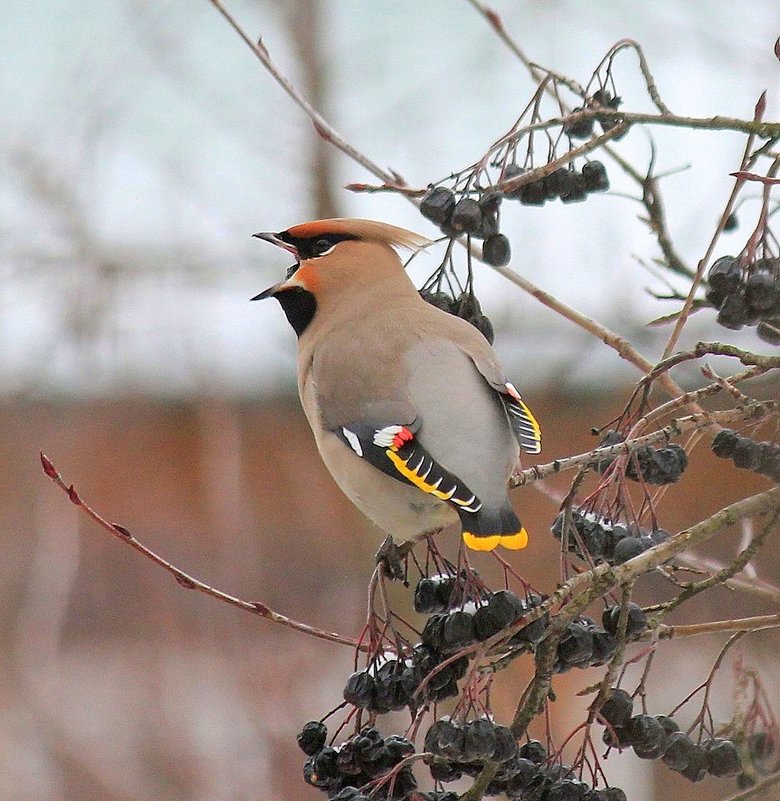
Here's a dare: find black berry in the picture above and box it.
[483,233,512,266]
[297,720,328,755]
[563,107,594,139]
[612,536,644,564]
[598,689,634,729]
[450,198,483,235]
[420,187,456,225]
[707,738,742,777]
[711,428,739,458]
[581,160,610,192]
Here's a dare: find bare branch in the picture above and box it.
[207,0,396,185]
[39,452,362,650]
[510,399,778,488]
[658,612,780,641]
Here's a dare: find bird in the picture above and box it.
[252,218,541,551]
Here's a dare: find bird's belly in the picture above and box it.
[317,431,457,539]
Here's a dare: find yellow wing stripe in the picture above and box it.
[517,398,541,445]
[386,449,455,501]
[462,528,529,552]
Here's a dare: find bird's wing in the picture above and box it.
[449,327,542,455]
[333,415,483,514]
[495,381,542,455]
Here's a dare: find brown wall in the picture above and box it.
[1,394,777,801]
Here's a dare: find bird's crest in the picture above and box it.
[286,219,431,252]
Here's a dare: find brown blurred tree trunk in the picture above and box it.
[284,0,340,219]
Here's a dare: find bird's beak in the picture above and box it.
[253,231,299,258]
[252,231,300,301]
[250,282,285,301]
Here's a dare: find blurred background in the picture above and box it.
[2,2,780,800]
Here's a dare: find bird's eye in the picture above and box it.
[313,238,336,256]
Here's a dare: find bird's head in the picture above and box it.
[251,218,431,336]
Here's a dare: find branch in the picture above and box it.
[510,399,778,488]
[639,165,695,279]
[467,3,780,138]
[661,92,767,359]
[659,508,780,617]
[206,0,396,185]
[671,552,780,606]
[658,612,780,641]
[522,108,780,140]
[39,452,362,650]
[723,769,780,801]
[692,342,780,370]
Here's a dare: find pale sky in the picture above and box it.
[2,1,779,396]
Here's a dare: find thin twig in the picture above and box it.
[658,508,780,619]
[38,452,363,650]
[207,0,396,185]
[510,399,778,488]
[672,553,780,606]
[722,770,780,801]
[662,93,767,358]
[657,613,780,640]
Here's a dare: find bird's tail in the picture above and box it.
[458,506,528,552]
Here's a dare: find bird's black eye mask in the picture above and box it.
[278,231,359,278]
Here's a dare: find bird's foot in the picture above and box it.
[374,535,405,581]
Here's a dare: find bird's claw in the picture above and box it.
[374,535,405,581]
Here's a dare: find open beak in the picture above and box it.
[253,231,299,258]
[250,282,285,301]
[251,231,300,301]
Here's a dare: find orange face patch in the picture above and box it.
[289,262,320,293]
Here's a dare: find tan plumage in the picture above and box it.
[253,219,541,551]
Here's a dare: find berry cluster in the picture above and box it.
[413,572,471,613]
[554,615,619,673]
[420,188,511,267]
[563,88,625,139]
[596,431,688,485]
[598,690,744,783]
[425,717,518,768]
[300,723,418,799]
[420,160,610,266]
[552,509,670,565]
[421,588,548,652]
[343,646,468,712]
[417,578,633,674]
[342,582,550,716]
[705,255,780,342]
[426,726,627,801]
[711,429,780,481]
[418,289,495,343]
[501,161,609,208]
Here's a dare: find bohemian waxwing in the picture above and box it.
[252,219,541,551]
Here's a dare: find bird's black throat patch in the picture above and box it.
[275,286,317,336]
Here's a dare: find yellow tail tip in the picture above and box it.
[462,528,528,552]
[499,528,529,550]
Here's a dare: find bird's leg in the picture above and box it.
[374,535,406,581]
[396,527,445,559]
